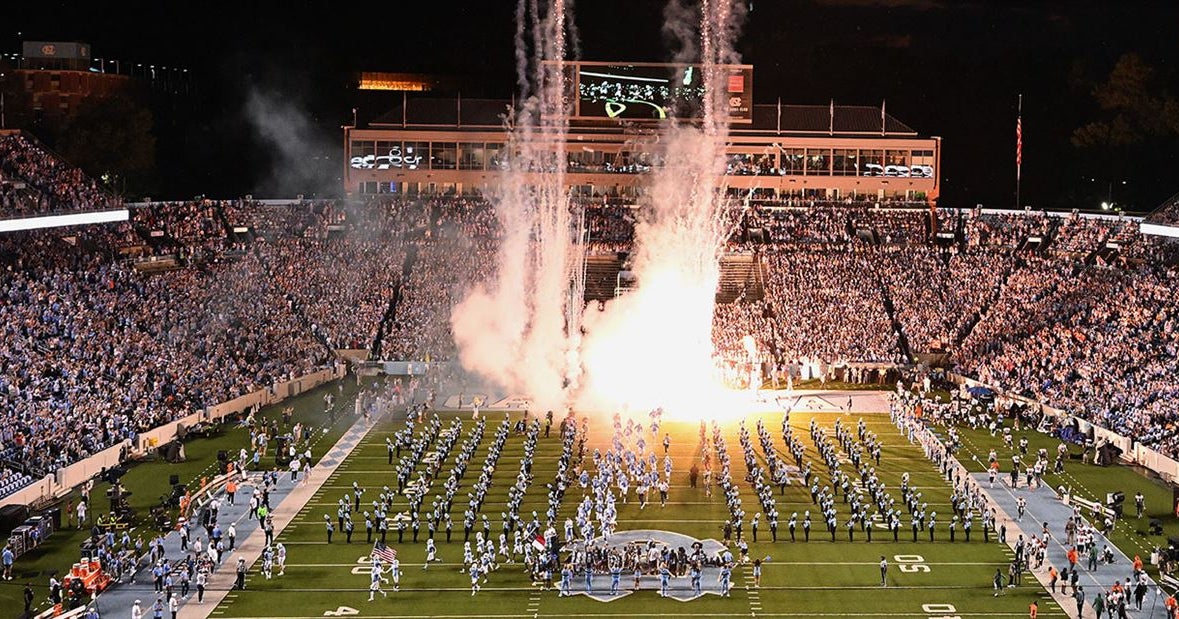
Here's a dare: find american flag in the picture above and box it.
[371,542,397,563]
[1016,110,1022,179]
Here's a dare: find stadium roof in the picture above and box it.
[369,98,919,137]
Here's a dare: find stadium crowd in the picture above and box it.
[262,234,405,351]
[956,257,1179,453]
[744,249,902,365]
[878,247,1009,354]
[2,183,1179,499]
[1147,194,1179,225]
[0,134,120,215]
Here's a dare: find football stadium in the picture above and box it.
[2,2,1179,619]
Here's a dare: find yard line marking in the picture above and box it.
[280,561,1008,567]
[202,608,1032,613]
[207,584,1012,593]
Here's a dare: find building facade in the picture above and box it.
[344,70,941,202]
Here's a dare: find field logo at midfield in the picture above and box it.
[563,529,729,603]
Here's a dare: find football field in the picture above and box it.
[210,394,1061,618]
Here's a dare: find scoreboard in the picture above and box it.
[554,61,753,124]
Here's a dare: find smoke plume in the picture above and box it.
[243,87,336,198]
[452,0,747,418]
[577,0,747,416]
[451,0,576,413]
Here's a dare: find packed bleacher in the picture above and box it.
[1147,193,1179,226]
[748,249,902,365]
[964,210,1051,248]
[260,204,410,351]
[0,199,371,496]
[371,198,1178,457]
[0,133,120,216]
[4,184,1179,499]
[877,246,1009,354]
[381,237,495,361]
[0,228,333,489]
[955,257,1179,453]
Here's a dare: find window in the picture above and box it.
[430,143,457,170]
[910,149,935,178]
[373,141,403,170]
[805,148,831,176]
[885,150,909,177]
[832,149,858,176]
[860,149,884,176]
[568,148,605,172]
[402,142,428,170]
[349,141,376,169]
[485,143,506,170]
[727,153,757,175]
[779,148,805,175]
[458,143,485,170]
[632,150,659,171]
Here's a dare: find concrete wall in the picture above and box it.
[0,364,346,509]
[947,371,1179,486]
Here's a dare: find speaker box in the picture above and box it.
[169,474,180,486]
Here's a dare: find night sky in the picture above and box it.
[7,0,1178,210]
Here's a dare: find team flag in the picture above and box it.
[532,535,546,553]
[371,541,397,563]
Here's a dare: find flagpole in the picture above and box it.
[1015,94,1022,208]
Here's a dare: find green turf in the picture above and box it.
[952,418,1177,575]
[22,385,1161,618]
[215,408,1066,618]
[0,376,374,615]
[773,380,892,392]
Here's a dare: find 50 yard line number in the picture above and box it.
[894,554,930,573]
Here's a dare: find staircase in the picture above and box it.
[876,280,913,362]
[1086,245,1119,266]
[584,253,624,301]
[715,253,765,304]
[253,246,337,356]
[372,244,417,358]
[582,252,766,304]
[955,256,1017,348]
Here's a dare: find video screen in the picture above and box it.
[572,63,752,123]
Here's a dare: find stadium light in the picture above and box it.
[1101,202,1110,211]
[0,209,129,233]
